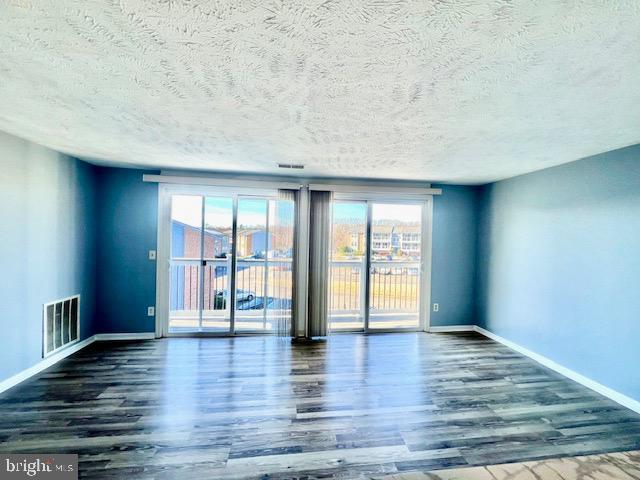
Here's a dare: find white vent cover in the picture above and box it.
[43,295,80,357]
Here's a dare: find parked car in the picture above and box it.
[236,289,255,301]
[215,289,255,302]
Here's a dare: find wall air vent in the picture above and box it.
[277,163,305,169]
[43,295,80,357]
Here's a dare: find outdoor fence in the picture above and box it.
[329,259,421,315]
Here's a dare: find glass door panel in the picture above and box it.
[167,191,295,335]
[234,198,269,332]
[169,195,204,332]
[202,197,233,332]
[369,203,422,330]
[329,201,367,331]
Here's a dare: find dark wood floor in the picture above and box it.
[1,333,640,479]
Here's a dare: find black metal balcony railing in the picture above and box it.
[329,259,421,325]
[370,262,421,311]
[170,258,419,330]
[169,258,293,329]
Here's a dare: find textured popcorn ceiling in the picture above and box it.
[1,1,639,184]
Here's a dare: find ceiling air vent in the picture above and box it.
[43,295,80,357]
[278,163,304,169]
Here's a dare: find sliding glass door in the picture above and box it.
[234,198,270,332]
[169,195,206,332]
[329,199,425,332]
[168,192,293,334]
[369,203,422,329]
[202,197,234,331]
[329,201,367,331]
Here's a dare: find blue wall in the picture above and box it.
[92,176,479,332]
[4,123,639,406]
[0,131,97,381]
[95,167,158,333]
[98,181,480,329]
[92,176,480,331]
[477,144,640,401]
[93,180,480,330]
[0,130,479,383]
[431,185,480,327]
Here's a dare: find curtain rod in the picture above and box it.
[142,174,442,195]
[142,174,302,190]
[308,184,442,195]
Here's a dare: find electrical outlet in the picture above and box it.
[433,303,439,312]
[148,250,156,260]
[147,306,155,316]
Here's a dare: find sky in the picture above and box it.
[172,196,421,229]
[334,202,422,223]
[171,195,293,229]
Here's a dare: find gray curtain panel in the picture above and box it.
[307,190,333,337]
[275,189,297,337]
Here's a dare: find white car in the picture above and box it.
[215,289,255,302]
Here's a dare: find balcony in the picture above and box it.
[169,257,421,332]
[169,258,292,332]
[329,259,421,330]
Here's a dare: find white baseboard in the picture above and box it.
[474,326,640,415]
[429,325,475,333]
[0,335,97,394]
[0,332,156,395]
[94,332,156,341]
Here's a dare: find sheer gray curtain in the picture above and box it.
[307,190,333,337]
[274,189,297,337]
